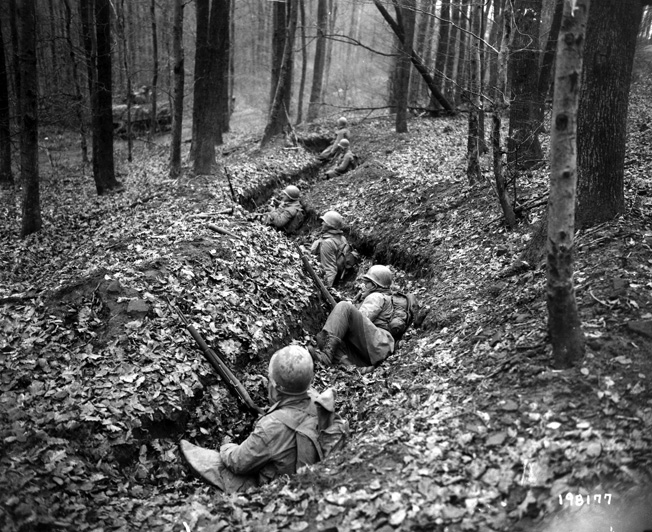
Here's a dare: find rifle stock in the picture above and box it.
[166,298,264,416]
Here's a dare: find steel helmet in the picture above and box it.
[320,210,344,230]
[337,117,347,127]
[269,345,314,395]
[282,185,300,200]
[363,265,393,289]
[338,138,350,149]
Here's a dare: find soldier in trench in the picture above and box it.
[311,265,398,371]
[262,185,305,234]
[318,116,350,161]
[310,210,359,288]
[180,345,348,492]
[324,139,357,179]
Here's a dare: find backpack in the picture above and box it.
[387,291,419,340]
[284,207,305,234]
[335,240,360,278]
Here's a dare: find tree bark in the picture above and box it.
[535,0,563,125]
[493,0,517,229]
[396,0,416,133]
[575,0,645,228]
[261,0,298,147]
[93,0,120,194]
[444,0,461,103]
[431,0,450,110]
[547,0,589,367]
[507,0,544,170]
[115,0,133,160]
[307,0,327,121]
[0,22,13,186]
[149,0,158,140]
[63,0,89,164]
[192,0,230,175]
[79,0,99,177]
[467,0,483,184]
[410,0,430,106]
[296,0,307,124]
[18,0,41,237]
[169,0,184,178]
[9,0,22,123]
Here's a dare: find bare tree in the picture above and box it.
[307,0,327,121]
[467,0,483,184]
[546,0,589,367]
[261,0,298,147]
[149,0,158,140]
[396,0,416,133]
[169,0,184,178]
[0,22,12,187]
[492,0,517,228]
[296,0,307,124]
[18,0,41,237]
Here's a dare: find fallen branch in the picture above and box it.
[207,224,239,240]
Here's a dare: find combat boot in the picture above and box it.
[313,330,343,366]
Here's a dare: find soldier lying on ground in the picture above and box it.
[180,345,348,492]
[311,265,404,370]
[310,210,358,287]
[325,139,357,179]
[318,116,350,161]
[262,185,305,233]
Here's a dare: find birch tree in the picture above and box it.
[546,0,589,367]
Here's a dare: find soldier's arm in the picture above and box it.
[267,207,293,228]
[358,292,386,321]
[220,419,277,475]
[320,239,339,287]
[335,153,353,174]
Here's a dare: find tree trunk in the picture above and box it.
[547,0,589,368]
[535,0,563,126]
[431,0,450,110]
[507,0,544,170]
[453,0,470,106]
[296,0,307,124]
[93,0,120,194]
[270,1,287,110]
[63,0,89,164]
[218,0,231,134]
[467,0,483,185]
[0,22,13,187]
[169,0,184,178]
[323,0,337,95]
[493,0,517,229]
[80,0,99,178]
[149,0,158,140]
[18,0,41,237]
[374,0,454,112]
[445,0,461,103]
[261,0,298,147]
[192,0,230,175]
[396,0,416,133]
[9,0,22,123]
[307,0,327,121]
[115,0,133,161]
[575,0,645,228]
[410,0,430,106]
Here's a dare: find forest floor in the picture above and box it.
[2,75,652,532]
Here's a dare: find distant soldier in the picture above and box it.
[180,346,348,492]
[318,117,350,161]
[310,210,359,287]
[311,265,417,370]
[325,139,357,179]
[263,185,305,234]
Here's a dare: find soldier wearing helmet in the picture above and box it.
[325,137,357,179]
[180,345,348,492]
[318,116,350,161]
[263,185,305,234]
[312,265,395,370]
[310,210,358,287]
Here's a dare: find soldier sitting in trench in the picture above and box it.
[180,345,348,492]
[318,116,350,161]
[311,265,402,371]
[324,139,357,179]
[310,210,359,288]
[262,185,305,234]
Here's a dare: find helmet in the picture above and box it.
[337,117,347,127]
[320,210,343,230]
[362,265,392,289]
[338,138,350,149]
[269,346,314,395]
[282,185,300,200]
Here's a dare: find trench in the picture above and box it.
[82,135,435,478]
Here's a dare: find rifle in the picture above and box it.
[295,244,337,310]
[165,297,264,416]
[224,166,237,203]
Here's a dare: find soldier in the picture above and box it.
[311,265,397,370]
[180,345,348,492]
[325,139,357,179]
[318,116,350,161]
[263,185,305,233]
[310,210,358,287]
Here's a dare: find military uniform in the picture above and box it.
[264,198,304,231]
[310,229,350,287]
